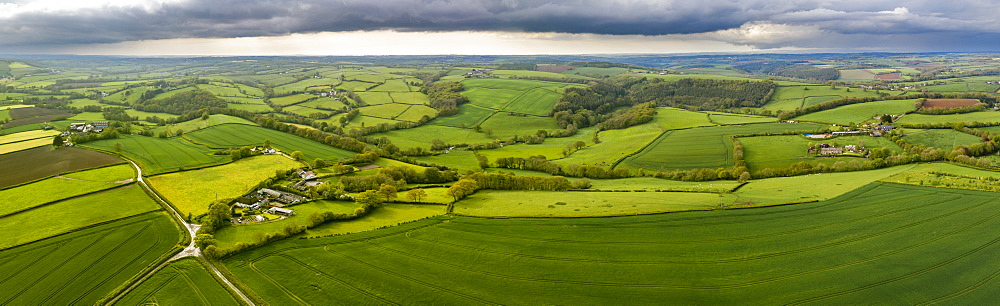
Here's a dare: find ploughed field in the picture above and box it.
[223,183,999,304]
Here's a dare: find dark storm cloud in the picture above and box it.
[0,0,998,50]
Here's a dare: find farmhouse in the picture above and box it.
[296,169,317,180]
[268,207,294,216]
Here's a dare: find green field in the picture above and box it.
[455,190,732,217]
[430,104,496,127]
[389,92,430,105]
[0,129,58,145]
[270,94,314,106]
[151,114,256,134]
[733,165,912,204]
[837,69,875,80]
[706,112,776,124]
[896,111,1000,125]
[655,107,714,130]
[463,87,523,109]
[356,91,394,105]
[478,114,561,138]
[84,135,229,175]
[148,155,301,217]
[557,123,660,167]
[763,86,903,111]
[184,124,357,161]
[0,164,132,216]
[0,212,181,305]
[370,79,412,92]
[587,177,741,192]
[794,99,917,125]
[214,200,362,249]
[303,204,448,237]
[0,184,162,249]
[225,182,1000,304]
[395,105,437,122]
[371,124,494,150]
[360,103,410,119]
[621,123,828,170]
[740,135,904,172]
[115,258,239,305]
[902,129,983,149]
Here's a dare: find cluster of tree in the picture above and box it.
[412,70,450,85]
[425,82,468,116]
[497,63,538,71]
[464,172,573,191]
[567,61,642,69]
[493,155,631,179]
[102,107,137,121]
[651,167,748,182]
[445,179,479,202]
[597,102,657,130]
[339,109,360,127]
[733,61,839,81]
[68,127,120,144]
[377,165,457,184]
[340,174,404,192]
[133,90,227,114]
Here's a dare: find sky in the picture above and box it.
[0,0,998,55]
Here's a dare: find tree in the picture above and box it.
[377,184,398,202]
[446,179,479,202]
[204,200,232,230]
[113,142,123,153]
[406,188,427,202]
[355,190,383,208]
[194,234,217,249]
[52,135,63,147]
[738,172,751,183]
[263,139,271,148]
[203,245,223,259]
[314,158,326,168]
[290,151,304,161]
[201,112,210,120]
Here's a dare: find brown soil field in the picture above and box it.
[0,147,123,188]
[2,114,71,128]
[537,65,575,73]
[875,73,902,80]
[922,99,982,109]
[9,107,70,119]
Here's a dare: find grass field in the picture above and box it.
[901,129,983,149]
[0,164,132,216]
[148,155,301,217]
[84,135,228,175]
[655,107,714,130]
[370,79,412,92]
[356,92,394,105]
[455,190,732,217]
[0,129,58,145]
[837,69,875,80]
[270,94,314,106]
[0,212,181,305]
[303,204,447,237]
[896,111,1000,125]
[556,123,660,167]
[430,104,496,128]
[733,165,912,204]
[880,162,1000,192]
[0,147,123,188]
[503,88,562,116]
[793,99,917,125]
[463,87,524,109]
[225,181,1000,304]
[395,105,437,122]
[706,112,776,124]
[151,114,256,134]
[763,86,903,111]
[184,124,357,161]
[414,151,481,170]
[360,103,410,119]
[621,122,828,171]
[478,114,561,138]
[0,184,162,249]
[587,177,741,192]
[369,125,494,150]
[478,127,595,161]
[115,258,239,305]
[389,92,430,105]
[740,135,904,171]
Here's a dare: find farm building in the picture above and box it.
[269,207,294,216]
[257,188,305,204]
[296,169,317,180]
[820,148,844,155]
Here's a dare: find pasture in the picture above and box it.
[0,212,181,305]
[0,185,162,249]
[389,92,430,105]
[429,104,496,128]
[224,182,1000,304]
[901,129,983,149]
[454,190,732,217]
[184,124,357,161]
[733,165,912,204]
[705,112,776,124]
[793,99,917,125]
[151,114,256,134]
[556,123,660,167]
[84,135,228,175]
[148,155,301,217]
[621,123,828,171]
[370,125,494,150]
[303,204,448,237]
[654,107,714,130]
[837,69,875,80]
[115,258,239,305]
[478,114,561,138]
[270,94,314,106]
[356,92,394,105]
[0,147,123,188]
[896,111,1000,125]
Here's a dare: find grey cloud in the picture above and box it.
[0,0,998,51]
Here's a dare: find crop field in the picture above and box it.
[621,123,828,171]
[115,258,238,305]
[226,182,1000,304]
[151,114,256,134]
[148,155,300,216]
[303,204,447,237]
[733,165,912,204]
[921,98,981,108]
[214,200,363,249]
[0,129,58,145]
[370,125,494,150]
[0,164,132,216]
[0,135,52,154]
[901,129,983,149]
[0,212,180,305]
[463,87,523,109]
[455,190,731,217]
[84,135,228,174]
[0,185,161,249]
[655,107,714,130]
[896,111,1000,125]
[0,147,123,188]
[740,135,903,172]
[394,105,437,122]
[184,124,356,161]
[794,99,917,125]
[389,92,430,105]
[502,88,563,116]
[429,104,496,128]
[356,92,394,105]
[556,124,658,167]
[270,94,314,106]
